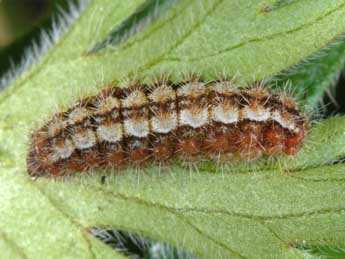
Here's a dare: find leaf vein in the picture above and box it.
[148,0,345,66]
[135,0,224,74]
[0,230,28,259]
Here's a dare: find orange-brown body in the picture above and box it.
[27,81,307,176]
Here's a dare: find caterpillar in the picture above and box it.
[26,80,307,176]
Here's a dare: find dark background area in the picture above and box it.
[327,73,345,115]
[0,0,345,115]
[0,0,78,77]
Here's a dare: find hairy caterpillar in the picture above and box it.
[27,79,307,176]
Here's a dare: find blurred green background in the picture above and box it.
[0,0,79,78]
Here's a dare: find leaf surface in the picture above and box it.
[272,37,345,110]
[1,0,345,258]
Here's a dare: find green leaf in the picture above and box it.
[296,244,345,259]
[1,0,345,258]
[89,0,179,53]
[271,37,345,111]
[0,231,26,259]
[1,144,345,258]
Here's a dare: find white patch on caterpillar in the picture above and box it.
[122,90,148,108]
[271,110,297,132]
[179,107,209,128]
[124,118,150,137]
[96,123,123,143]
[212,104,239,124]
[50,139,74,162]
[177,82,205,98]
[72,129,97,149]
[151,112,178,133]
[96,96,120,114]
[149,85,176,103]
[242,106,271,122]
[68,107,89,125]
[211,81,235,94]
[47,119,66,138]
